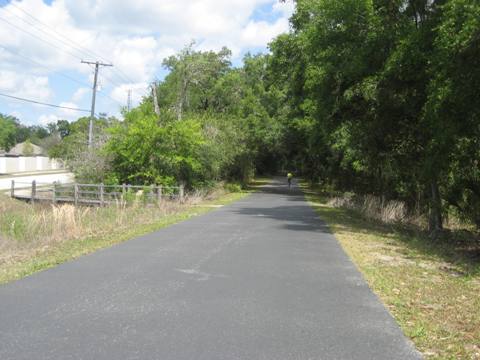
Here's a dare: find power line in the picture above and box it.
[98,69,124,89]
[1,46,90,88]
[1,0,136,85]
[0,3,144,103]
[0,2,143,110]
[2,0,105,61]
[0,5,90,61]
[0,15,83,61]
[0,93,91,112]
[0,14,126,92]
[0,46,125,108]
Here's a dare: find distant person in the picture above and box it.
[287,172,293,188]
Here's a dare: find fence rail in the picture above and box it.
[9,180,184,206]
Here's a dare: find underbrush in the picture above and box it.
[0,183,247,284]
[327,193,409,224]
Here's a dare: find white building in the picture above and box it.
[0,142,63,174]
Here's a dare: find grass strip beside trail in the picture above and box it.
[0,191,248,285]
[303,185,480,360]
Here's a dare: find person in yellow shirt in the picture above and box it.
[287,172,293,188]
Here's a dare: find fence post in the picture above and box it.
[157,185,162,204]
[179,184,185,202]
[122,183,126,200]
[100,183,104,206]
[31,180,36,204]
[74,183,78,206]
[52,182,57,204]
[10,180,14,198]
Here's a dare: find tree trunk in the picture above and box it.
[429,179,443,233]
[152,83,160,116]
[176,72,189,121]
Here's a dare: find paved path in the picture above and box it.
[0,179,421,359]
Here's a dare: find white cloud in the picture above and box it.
[240,18,290,48]
[273,0,295,18]
[62,0,274,38]
[72,87,89,102]
[108,36,158,83]
[0,70,52,102]
[0,0,292,125]
[37,103,85,126]
[111,82,150,108]
[38,113,59,126]
[10,110,23,120]
[58,102,82,119]
[37,100,83,125]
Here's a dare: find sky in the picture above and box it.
[0,0,294,126]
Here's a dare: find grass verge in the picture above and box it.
[303,184,480,360]
[0,187,249,285]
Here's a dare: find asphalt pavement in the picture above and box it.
[0,178,421,359]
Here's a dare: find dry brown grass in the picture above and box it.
[328,193,422,225]
[0,187,232,276]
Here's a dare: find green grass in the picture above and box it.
[302,184,480,360]
[0,189,248,285]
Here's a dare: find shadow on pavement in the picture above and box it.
[234,178,331,234]
[232,205,331,234]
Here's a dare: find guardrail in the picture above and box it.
[10,180,184,206]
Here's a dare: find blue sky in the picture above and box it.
[0,0,294,126]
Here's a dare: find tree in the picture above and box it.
[161,43,232,119]
[0,114,19,151]
[49,115,119,183]
[47,120,71,139]
[108,108,220,187]
[423,0,480,228]
[22,139,34,156]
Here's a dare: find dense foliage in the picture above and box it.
[267,0,480,231]
[6,0,478,231]
[102,46,283,188]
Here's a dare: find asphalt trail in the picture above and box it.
[0,179,421,359]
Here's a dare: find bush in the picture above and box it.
[328,193,407,224]
[224,183,242,193]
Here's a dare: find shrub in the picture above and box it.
[224,183,242,193]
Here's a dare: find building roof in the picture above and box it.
[5,142,45,156]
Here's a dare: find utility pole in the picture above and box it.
[151,81,160,116]
[81,60,113,148]
[127,89,132,111]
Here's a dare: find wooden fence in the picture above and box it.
[10,180,184,206]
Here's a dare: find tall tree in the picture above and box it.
[161,43,232,119]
